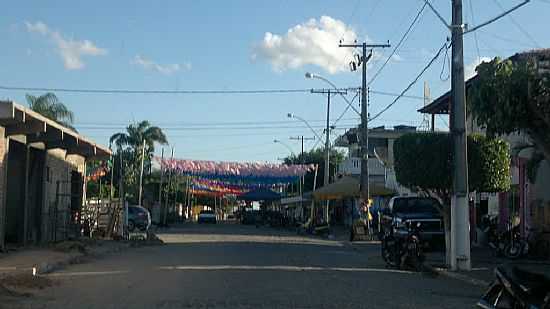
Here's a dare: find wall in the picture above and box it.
[42,148,85,242]
[0,128,6,250]
[532,161,550,202]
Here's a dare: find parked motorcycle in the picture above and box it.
[478,266,550,308]
[503,227,529,259]
[381,221,425,271]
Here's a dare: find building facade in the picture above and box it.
[418,57,550,239]
[0,101,110,250]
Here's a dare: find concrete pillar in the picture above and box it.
[0,129,8,251]
[22,145,30,245]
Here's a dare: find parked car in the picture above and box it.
[381,196,444,245]
[128,205,151,232]
[198,210,217,224]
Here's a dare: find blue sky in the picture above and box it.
[1,0,549,162]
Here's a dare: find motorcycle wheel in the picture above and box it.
[504,242,523,259]
[381,237,398,267]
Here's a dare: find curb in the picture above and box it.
[36,242,130,275]
[423,263,491,287]
[36,253,84,275]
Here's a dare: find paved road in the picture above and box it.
[12,224,483,308]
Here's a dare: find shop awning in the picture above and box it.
[312,176,395,200]
[0,101,111,159]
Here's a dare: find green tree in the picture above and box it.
[283,147,345,192]
[26,93,75,129]
[110,121,168,203]
[394,133,511,265]
[469,51,550,180]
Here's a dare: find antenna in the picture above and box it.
[419,81,431,131]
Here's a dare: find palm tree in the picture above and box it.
[26,93,75,129]
[109,120,168,158]
[110,121,168,202]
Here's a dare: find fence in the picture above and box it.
[81,197,124,239]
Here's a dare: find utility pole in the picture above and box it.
[158,147,164,203]
[109,153,115,200]
[310,88,346,227]
[339,41,390,218]
[163,147,174,226]
[421,0,529,271]
[290,135,315,221]
[450,0,471,271]
[289,136,315,159]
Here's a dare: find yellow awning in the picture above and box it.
[312,176,395,200]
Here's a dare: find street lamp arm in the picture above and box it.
[308,74,361,116]
[274,139,296,157]
[292,115,323,141]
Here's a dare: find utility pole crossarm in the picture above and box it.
[338,43,391,48]
[310,89,347,95]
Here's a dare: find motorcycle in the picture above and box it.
[478,266,550,308]
[485,217,528,259]
[381,221,425,271]
[503,226,529,259]
[485,216,507,257]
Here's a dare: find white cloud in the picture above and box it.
[253,16,359,74]
[132,55,189,75]
[25,21,107,70]
[465,56,491,80]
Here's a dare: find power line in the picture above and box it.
[368,2,427,86]
[464,0,531,35]
[369,90,424,100]
[478,30,534,47]
[0,83,424,101]
[438,114,450,129]
[86,129,351,140]
[0,85,313,95]
[333,91,360,127]
[490,0,540,48]
[75,118,361,127]
[77,123,361,131]
[468,0,482,61]
[369,41,448,122]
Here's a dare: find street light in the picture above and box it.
[305,72,360,116]
[273,139,295,156]
[287,113,323,141]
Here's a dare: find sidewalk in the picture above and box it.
[0,239,130,277]
[425,247,550,287]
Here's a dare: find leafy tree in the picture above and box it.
[469,51,550,180]
[26,93,76,130]
[283,147,345,192]
[394,133,511,265]
[110,121,168,203]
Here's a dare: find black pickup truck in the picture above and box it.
[381,196,445,244]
